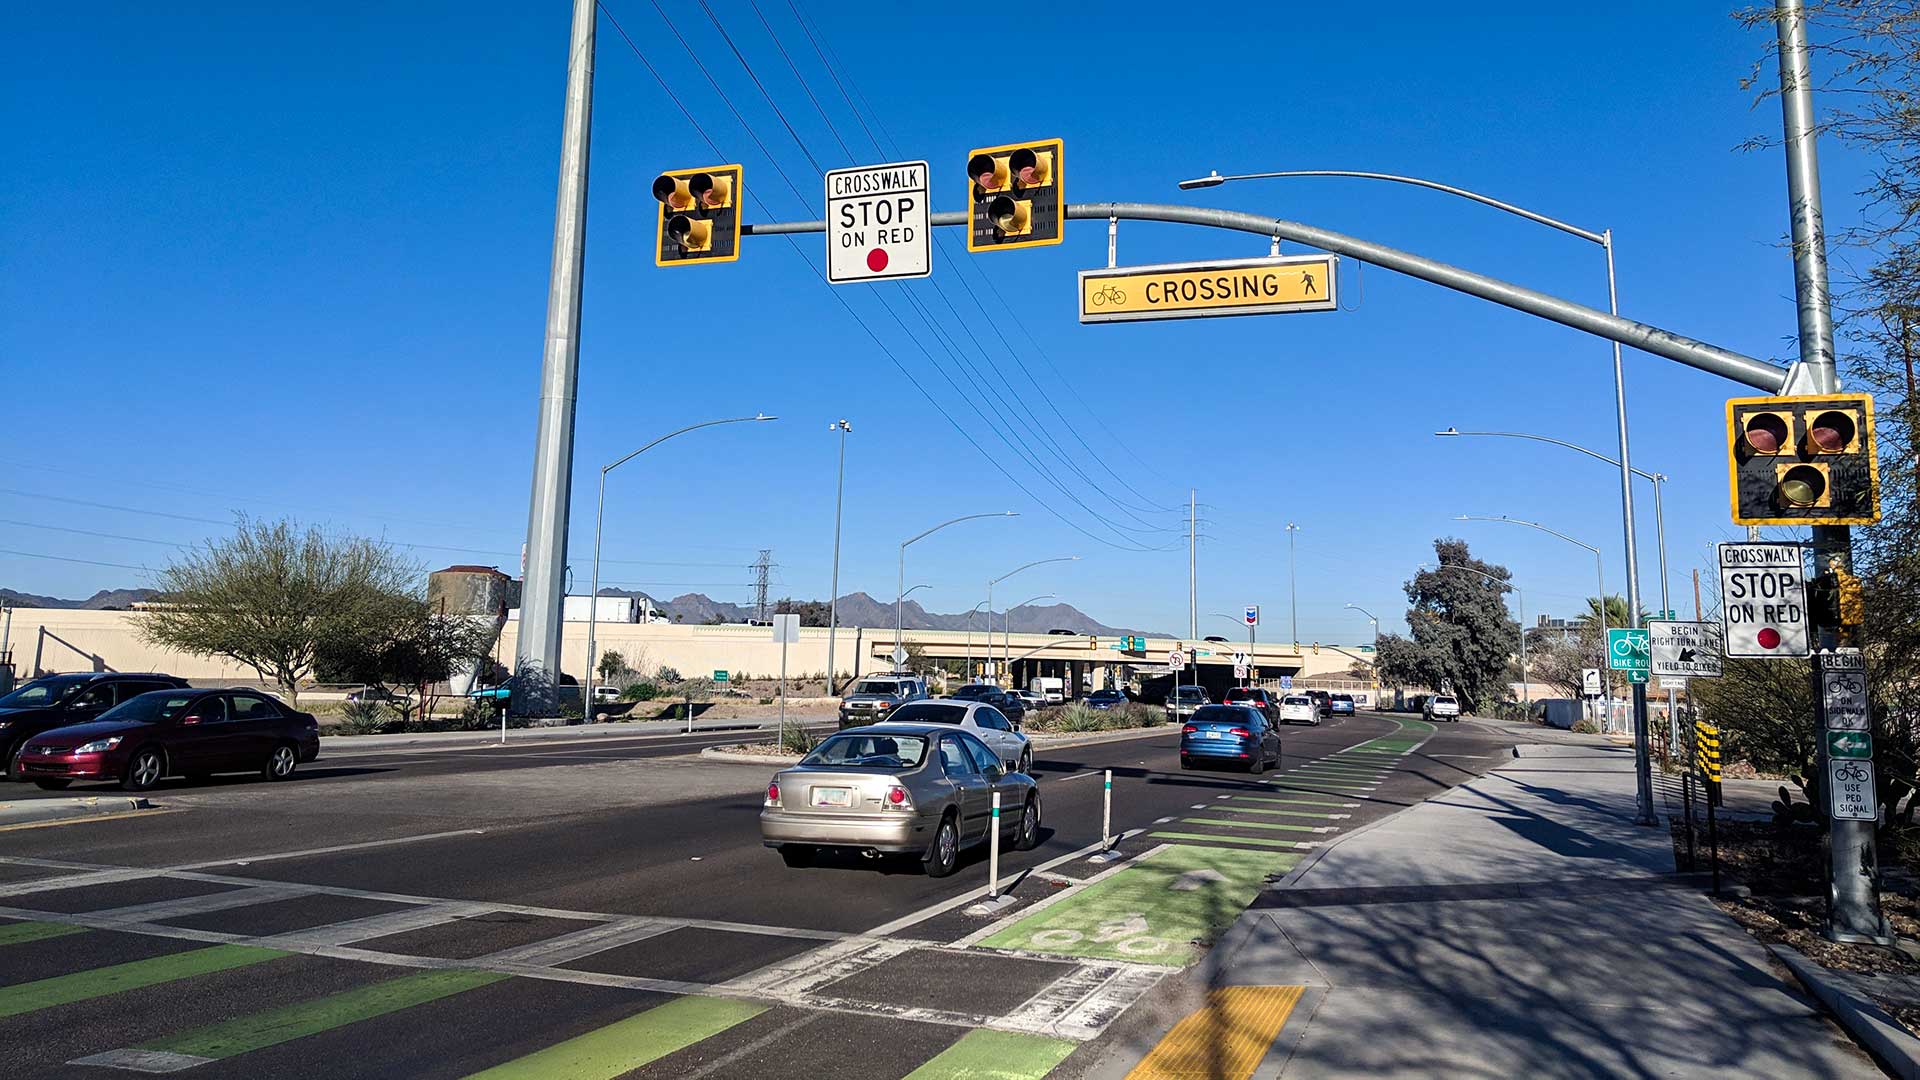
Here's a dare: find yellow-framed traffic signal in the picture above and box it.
[966,138,1063,252]
[653,163,743,266]
[1726,393,1880,525]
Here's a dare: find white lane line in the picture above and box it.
[0,867,161,898]
[257,901,496,948]
[85,885,308,924]
[1047,771,1104,783]
[168,829,488,871]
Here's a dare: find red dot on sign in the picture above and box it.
[866,248,889,272]
[1757,627,1781,649]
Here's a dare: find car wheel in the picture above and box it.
[33,779,72,791]
[1249,753,1265,775]
[924,813,960,878]
[122,748,164,792]
[779,844,815,868]
[1014,793,1042,851]
[1,742,19,782]
[1019,748,1033,775]
[263,743,298,782]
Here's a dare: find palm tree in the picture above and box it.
[1575,595,1650,632]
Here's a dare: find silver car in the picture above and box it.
[876,698,1032,774]
[761,723,1041,876]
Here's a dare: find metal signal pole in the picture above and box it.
[515,0,595,717]
[1776,0,1887,943]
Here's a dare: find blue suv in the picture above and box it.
[1180,704,1281,773]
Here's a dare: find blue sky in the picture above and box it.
[0,2,1869,642]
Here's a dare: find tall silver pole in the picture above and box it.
[984,582,993,684]
[1595,554,1610,734]
[1516,582,1528,712]
[515,0,595,718]
[1605,232,1657,827]
[825,421,849,694]
[895,544,906,673]
[1188,490,1198,641]
[1777,0,1884,942]
[1654,474,1679,755]
[582,468,608,721]
[1286,524,1300,647]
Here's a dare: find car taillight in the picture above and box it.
[1228,728,1251,738]
[885,785,912,809]
[1182,724,1197,734]
[765,782,781,806]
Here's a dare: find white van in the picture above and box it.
[1028,677,1066,704]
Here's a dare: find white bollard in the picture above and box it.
[989,790,1002,899]
[1102,769,1113,851]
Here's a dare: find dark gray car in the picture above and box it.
[761,723,1041,876]
[837,675,928,728]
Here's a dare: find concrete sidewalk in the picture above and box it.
[1095,742,1879,1078]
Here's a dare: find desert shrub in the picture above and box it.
[339,701,390,736]
[623,680,660,702]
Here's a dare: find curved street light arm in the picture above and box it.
[603,414,777,476]
[1435,428,1660,482]
[1176,169,1605,245]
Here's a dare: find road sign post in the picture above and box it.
[773,614,800,748]
[825,161,930,283]
[1718,542,1810,658]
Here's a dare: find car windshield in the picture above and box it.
[0,675,94,708]
[97,692,202,725]
[1224,689,1260,701]
[1191,705,1251,723]
[1332,694,1353,702]
[1283,696,1312,706]
[1434,696,1457,705]
[953,685,995,698]
[885,703,967,725]
[1172,687,1207,701]
[1091,690,1122,699]
[851,680,904,696]
[802,733,930,769]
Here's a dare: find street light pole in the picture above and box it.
[825,420,851,695]
[1006,593,1057,688]
[584,414,777,717]
[1285,523,1300,648]
[1185,166,1652,825]
[898,512,1018,673]
[965,600,988,682]
[515,0,596,717]
[986,556,1081,684]
[1345,602,1381,703]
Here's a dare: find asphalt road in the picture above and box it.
[0,712,1522,1079]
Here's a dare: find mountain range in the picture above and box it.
[0,585,1160,638]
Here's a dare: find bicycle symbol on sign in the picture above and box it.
[1826,676,1865,701]
[1090,284,1126,308]
[1835,761,1870,784]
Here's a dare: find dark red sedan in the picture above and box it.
[16,688,319,792]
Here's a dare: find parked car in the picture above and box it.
[15,687,320,792]
[1222,687,1280,724]
[1307,689,1333,718]
[1165,685,1210,721]
[1278,694,1319,725]
[876,699,1032,773]
[0,673,190,781]
[1425,695,1462,721]
[1329,693,1356,717]
[1085,688,1128,710]
[760,724,1041,875]
[1180,704,1281,773]
[346,685,415,706]
[837,675,929,729]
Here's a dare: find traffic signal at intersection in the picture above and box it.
[966,139,1063,252]
[652,164,743,266]
[1726,393,1880,525]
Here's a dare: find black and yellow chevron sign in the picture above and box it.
[1694,719,1723,784]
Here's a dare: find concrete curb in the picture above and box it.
[0,796,158,828]
[318,717,827,755]
[698,747,799,766]
[1774,945,1920,1079]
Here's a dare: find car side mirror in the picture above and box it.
[984,765,1005,781]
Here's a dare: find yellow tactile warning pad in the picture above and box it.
[1127,985,1304,1080]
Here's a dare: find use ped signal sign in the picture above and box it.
[825,161,930,283]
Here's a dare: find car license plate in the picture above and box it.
[1206,730,1222,740]
[812,787,853,807]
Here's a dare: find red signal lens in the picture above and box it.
[1743,413,1788,454]
[1807,410,1855,452]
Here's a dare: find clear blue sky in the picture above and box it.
[0,2,1869,641]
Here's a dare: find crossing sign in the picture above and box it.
[1607,628,1650,671]
[1718,542,1810,658]
[826,161,930,283]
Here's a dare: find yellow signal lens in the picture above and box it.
[969,153,1010,193]
[1779,464,1827,506]
[666,215,712,252]
[652,174,694,210]
[1010,147,1052,187]
[988,195,1030,235]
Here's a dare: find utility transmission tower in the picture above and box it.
[751,550,774,623]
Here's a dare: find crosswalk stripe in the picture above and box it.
[1183,818,1328,833]
[0,945,284,1020]
[1206,806,1338,820]
[903,1029,1076,1079]
[133,969,511,1062]
[460,995,766,1079]
[0,920,88,947]
[1240,796,1355,807]
[1150,832,1311,850]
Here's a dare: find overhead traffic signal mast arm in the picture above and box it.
[742,202,1789,392]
